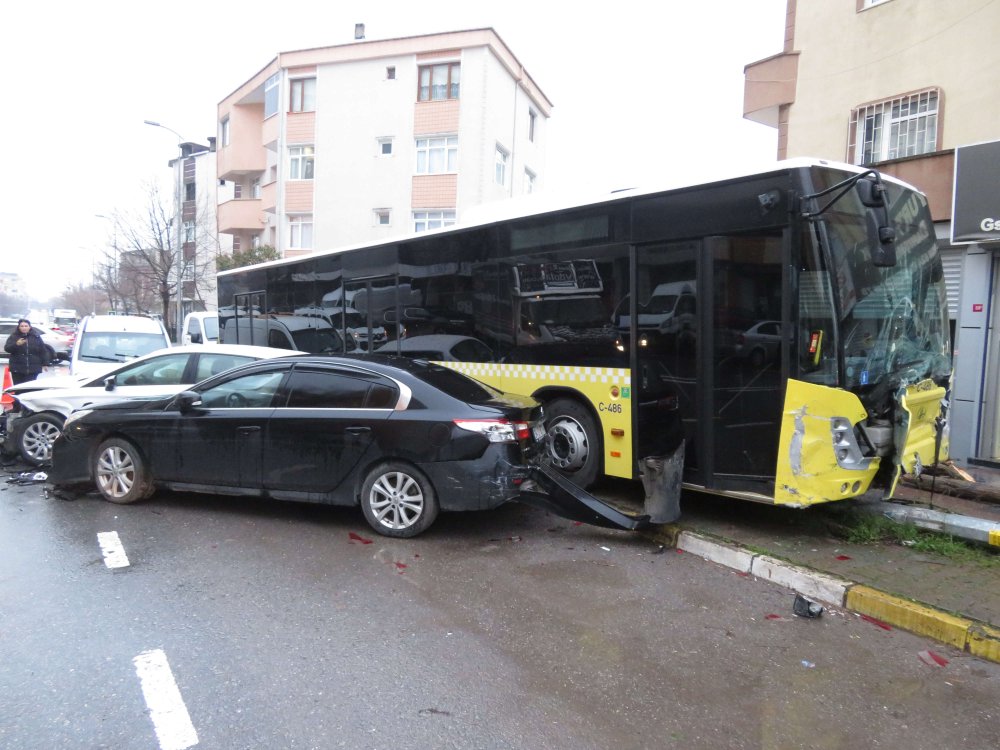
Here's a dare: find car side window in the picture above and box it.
[194,353,254,381]
[199,370,286,408]
[115,353,191,386]
[285,369,398,409]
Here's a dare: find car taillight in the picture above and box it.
[453,418,530,443]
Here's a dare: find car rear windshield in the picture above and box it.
[412,366,502,403]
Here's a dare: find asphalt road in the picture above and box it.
[1,476,998,750]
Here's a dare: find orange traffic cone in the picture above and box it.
[1,365,13,411]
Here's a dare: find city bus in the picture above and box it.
[217,159,952,509]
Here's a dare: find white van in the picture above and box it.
[182,311,219,345]
[70,314,171,377]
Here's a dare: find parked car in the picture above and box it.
[50,354,566,538]
[69,314,172,377]
[5,344,298,465]
[375,335,495,362]
[734,320,783,366]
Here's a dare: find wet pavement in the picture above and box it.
[592,464,1000,632]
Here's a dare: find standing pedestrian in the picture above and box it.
[4,319,54,385]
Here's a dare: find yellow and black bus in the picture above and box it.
[217,159,952,508]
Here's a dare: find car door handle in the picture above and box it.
[238,426,262,434]
[345,426,371,436]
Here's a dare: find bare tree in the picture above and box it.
[90,181,220,335]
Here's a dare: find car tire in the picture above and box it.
[360,462,439,538]
[18,413,65,466]
[93,438,154,505]
[544,397,601,488]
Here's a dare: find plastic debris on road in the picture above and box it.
[918,649,949,667]
[6,471,49,485]
[793,594,824,618]
[348,531,373,545]
[801,660,816,668]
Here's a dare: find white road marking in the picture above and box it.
[97,531,130,569]
[132,649,199,750]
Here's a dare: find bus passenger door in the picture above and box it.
[706,232,786,492]
[635,242,704,485]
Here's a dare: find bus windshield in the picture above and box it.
[821,176,951,391]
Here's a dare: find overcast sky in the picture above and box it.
[4,0,786,301]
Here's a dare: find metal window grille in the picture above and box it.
[848,89,938,165]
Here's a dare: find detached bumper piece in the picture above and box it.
[518,464,651,530]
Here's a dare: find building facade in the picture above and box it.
[170,140,228,316]
[216,28,551,260]
[744,0,1000,465]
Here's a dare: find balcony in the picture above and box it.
[218,198,265,233]
[217,145,267,181]
[743,51,799,128]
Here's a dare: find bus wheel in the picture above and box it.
[544,398,600,488]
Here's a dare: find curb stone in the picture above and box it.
[640,524,1000,665]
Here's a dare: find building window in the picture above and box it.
[418,62,460,101]
[232,236,241,252]
[251,177,261,199]
[528,110,537,142]
[251,234,261,249]
[524,168,536,195]
[289,146,315,180]
[290,78,316,113]
[416,136,458,174]
[495,145,509,186]
[264,73,280,119]
[386,66,396,80]
[220,117,230,147]
[374,209,391,226]
[288,215,313,249]
[413,210,456,232]
[377,137,393,157]
[183,220,195,244]
[848,88,939,165]
[234,183,243,199]
[184,183,196,201]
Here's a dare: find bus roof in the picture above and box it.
[217,158,923,278]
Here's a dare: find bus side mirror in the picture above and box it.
[857,176,897,267]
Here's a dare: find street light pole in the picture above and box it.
[144,119,185,342]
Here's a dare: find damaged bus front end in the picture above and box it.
[776,167,952,506]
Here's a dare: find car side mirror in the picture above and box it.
[190,332,202,344]
[104,375,116,391]
[175,390,203,413]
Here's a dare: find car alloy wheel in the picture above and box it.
[361,462,439,538]
[93,438,154,505]
[18,413,64,465]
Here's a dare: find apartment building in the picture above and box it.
[169,140,228,319]
[744,0,1000,464]
[216,28,551,261]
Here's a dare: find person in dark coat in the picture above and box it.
[4,319,54,385]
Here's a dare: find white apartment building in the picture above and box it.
[216,28,552,259]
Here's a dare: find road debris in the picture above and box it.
[918,649,949,667]
[348,532,373,545]
[793,594,824,618]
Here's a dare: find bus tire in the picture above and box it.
[544,398,601,489]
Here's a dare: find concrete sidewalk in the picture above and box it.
[637,466,1000,664]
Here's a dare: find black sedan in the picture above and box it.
[50,355,558,538]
